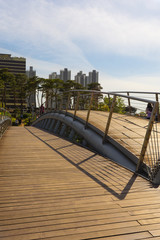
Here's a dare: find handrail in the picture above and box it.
[0,108,12,139]
[0,117,11,139]
[108,91,160,95]
[67,89,157,103]
[40,89,160,182]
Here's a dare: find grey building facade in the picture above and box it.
[75,70,99,88]
[60,68,71,82]
[26,66,36,109]
[49,72,58,79]
[0,53,26,109]
[26,66,36,79]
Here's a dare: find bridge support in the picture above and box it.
[49,119,56,132]
[59,123,67,136]
[32,112,137,173]
[53,120,61,134]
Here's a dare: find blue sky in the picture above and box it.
[1,0,160,92]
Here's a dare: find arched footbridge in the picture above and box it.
[32,90,160,185]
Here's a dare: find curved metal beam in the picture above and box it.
[33,112,138,173]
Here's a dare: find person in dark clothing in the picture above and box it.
[146,103,153,119]
[40,104,44,115]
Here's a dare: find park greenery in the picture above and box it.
[0,68,136,125]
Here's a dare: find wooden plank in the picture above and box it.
[80,232,152,240]
[70,110,160,162]
[0,126,160,239]
[150,230,160,237]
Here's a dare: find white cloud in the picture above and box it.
[0,47,92,78]
[101,72,160,92]
[1,0,160,60]
[1,46,160,101]
[1,0,160,91]
[0,0,94,70]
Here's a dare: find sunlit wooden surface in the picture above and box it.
[68,110,160,161]
[0,126,160,239]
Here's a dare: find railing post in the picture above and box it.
[155,93,160,121]
[74,91,80,120]
[127,92,131,114]
[136,101,159,172]
[85,92,94,129]
[103,95,117,142]
[108,94,111,109]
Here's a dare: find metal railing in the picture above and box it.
[42,90,160,182]
[108,91,160,120]
[0,108,11,139]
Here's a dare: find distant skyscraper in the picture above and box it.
[75,70,99,88]
[60,68,71,82]
[49,72,58,79]
[88,70,99,84]
[0,53,26,74]
[26,66,36,109]
[0,53,26,109]
[75,71,87,87]
[26,66,36,78]
[85,76,89,87]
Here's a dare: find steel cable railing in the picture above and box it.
[40,90,160,183]
[145,122,160,180]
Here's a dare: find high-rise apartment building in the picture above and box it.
[26,66,36,109]
[26,66,36,78]
[0,53,26,74]
[0,53,26,110]
[75,70,99,88]
[60,68,71,82]
[49,69,71,82]
[49,72,59,79]
[75,71,88,88]
[88,70,99,84]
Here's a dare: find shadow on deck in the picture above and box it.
[32,111,151,182]
[27,126,153,200]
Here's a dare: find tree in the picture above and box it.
[0,70,5,107]
[9,74,17,109]
[41,78,64,110]
[15,73,28,114]
[0,68,15,108]
[87,82,103,91]
[87,82,103,110]
[62,80,84,110]
[62,80,75,92]
[51,79,64,109]
[99,96,126,114]
[114,96,126,113]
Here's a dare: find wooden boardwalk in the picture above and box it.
[1,126,160,239]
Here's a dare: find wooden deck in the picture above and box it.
[68,110,160,163]
[1,126,160,239]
